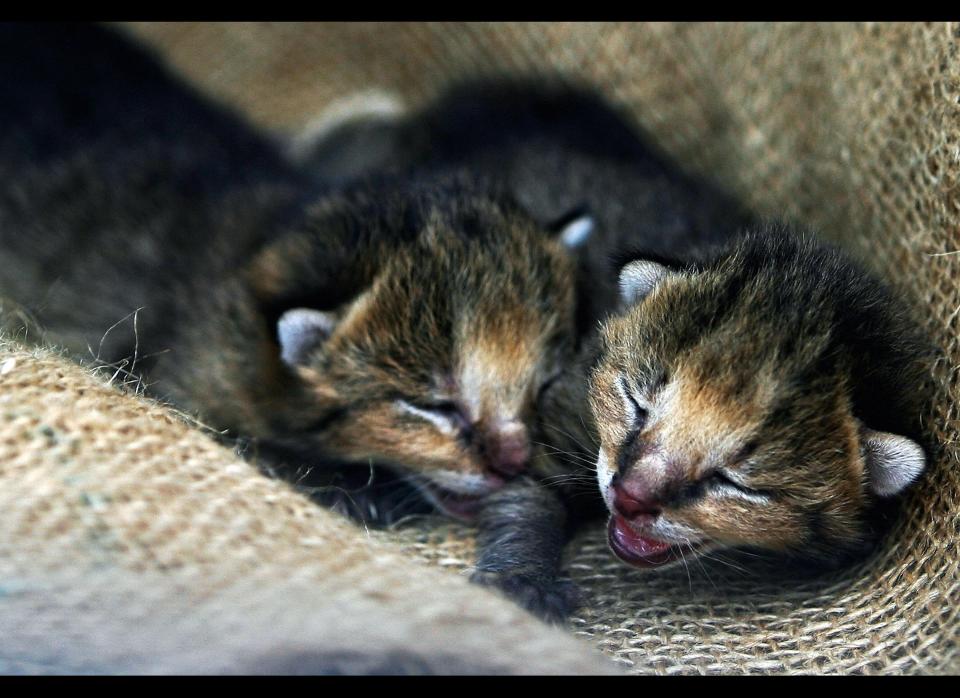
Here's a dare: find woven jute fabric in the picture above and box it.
[0,339,617,674]
[7,22,955,674]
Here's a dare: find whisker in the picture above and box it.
[538,421,597,455]
[539,472,596,482]
[529,440,596,467]
[577,413,600,448]
[686,540,719,591]
[676,539,693,593]
[531,447,595,463]
[534,451,594,468]
[531,453,596,469]
[697,549,753,577]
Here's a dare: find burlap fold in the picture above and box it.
[0,338,617,674]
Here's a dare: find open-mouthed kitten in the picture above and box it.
[0,26,580,526]
[239,182,579,520]
[589,226,930,569]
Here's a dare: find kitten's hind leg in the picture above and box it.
[470,480,581,624]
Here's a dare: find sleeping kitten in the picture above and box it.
[586,227,930,569]
[0,24,580,582]
[238,180,578,520]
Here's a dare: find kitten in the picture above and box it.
[318,81,931,601]
[239,180,578,521]
[0,24,580,590]
[588,226,931,569]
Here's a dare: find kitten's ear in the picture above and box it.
[556,212,595,250]
[543,206,595,250]
[863,429,926,497]
[277,308,338,367]
[618,259,673,306]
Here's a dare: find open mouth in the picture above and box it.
[417,481,487,521]
[607,515,703,568]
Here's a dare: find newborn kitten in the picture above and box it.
[589,226,930,569]
[241,181,578,520]
[0,24,580,586]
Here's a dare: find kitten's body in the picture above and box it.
[0,24,306,370]
[0,24,586,616]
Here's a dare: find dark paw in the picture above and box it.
[470,570,582,624]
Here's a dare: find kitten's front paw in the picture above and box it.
[470,570,582,624]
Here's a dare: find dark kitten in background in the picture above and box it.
[292,81,753,335]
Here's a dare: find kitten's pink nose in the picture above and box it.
[612,480,662,524]
[482,421,530,478]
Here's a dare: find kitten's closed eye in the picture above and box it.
[395,399,469,436]
[618,377,648,430]
[705,469,771,503]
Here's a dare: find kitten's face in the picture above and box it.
[588,239,926,568]
[257,198,577,520]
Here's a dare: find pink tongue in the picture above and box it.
[609,516,673,563]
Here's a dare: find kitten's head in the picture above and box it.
[249,181,582,520]
[588,227,930,568]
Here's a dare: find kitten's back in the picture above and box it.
[0,23,308,363]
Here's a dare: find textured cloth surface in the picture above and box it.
[13,22,957,674]
[0,339,616,674]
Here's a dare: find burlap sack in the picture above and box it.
[3,22,956,674]
[0,337,618,674]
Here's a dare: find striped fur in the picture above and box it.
[587,227,931,566]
